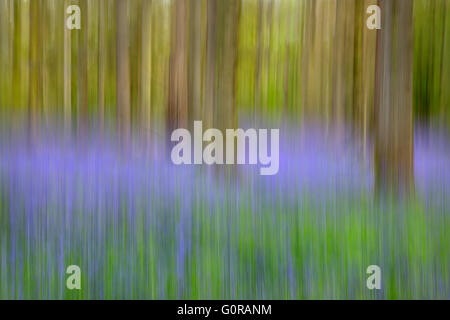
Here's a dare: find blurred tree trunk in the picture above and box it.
[116,0,131,147]
[283,2,293,113]
[332,0,355,131]
[0,1,11,111]
[374,0,414,194]
[129,0,141,136]
[12,0,19,108]
[167,0,188,133]
[98,0,107,135]
[215,0,241,130]
[64,0,72,136]
[301,0,335,124]
[78,0,88,137]
[254,0,263,119]
[188,0,203,126]
[11,0,30,111]
[262,0,273,111]
[141,0,152,142]
[353,0,377,160]
[29,0,41,143]
[300,0,314,122]
[41,2,49,126]
[203,0,216,129]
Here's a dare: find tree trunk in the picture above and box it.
[167,0,188,133]
[29,0,41,143]
[116,0,131,147]
[215,0,241,130]
[78,0,88,137]
[203,0,216,129]
[332,0,355,130]
[98,0,107,135]
[353,0,377,161]
[12,0,19,108]
[254,0,263,119]
[64,0,72,136]
[374,0,414,195]
[141,0,152,142]
[188,0,203,126]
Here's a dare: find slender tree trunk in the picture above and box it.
[135,0,142,128]
[353,0,377,160]
[167,0,188,133]
[283,2,292,113]
[78,0,88,137]
[141,0,152,142]
[12,0,19,108]
[188,0,203,126]
[262,0,273,111]
[302,0,336,122]
[116,0,131,147]
[440,1,450,123]
[203,0,216,129]
[215,0,240,130]
[374,0,414,194]
[0,2,6,110]
[8,0,14,109]
[64,0,72,136]
[254,0,263,120]
[41,2,49,126]
[300,0,314,122]
[98,0,107,135]
[332,0,355,131]
[29,0,41,143]
[439,0,447,125]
